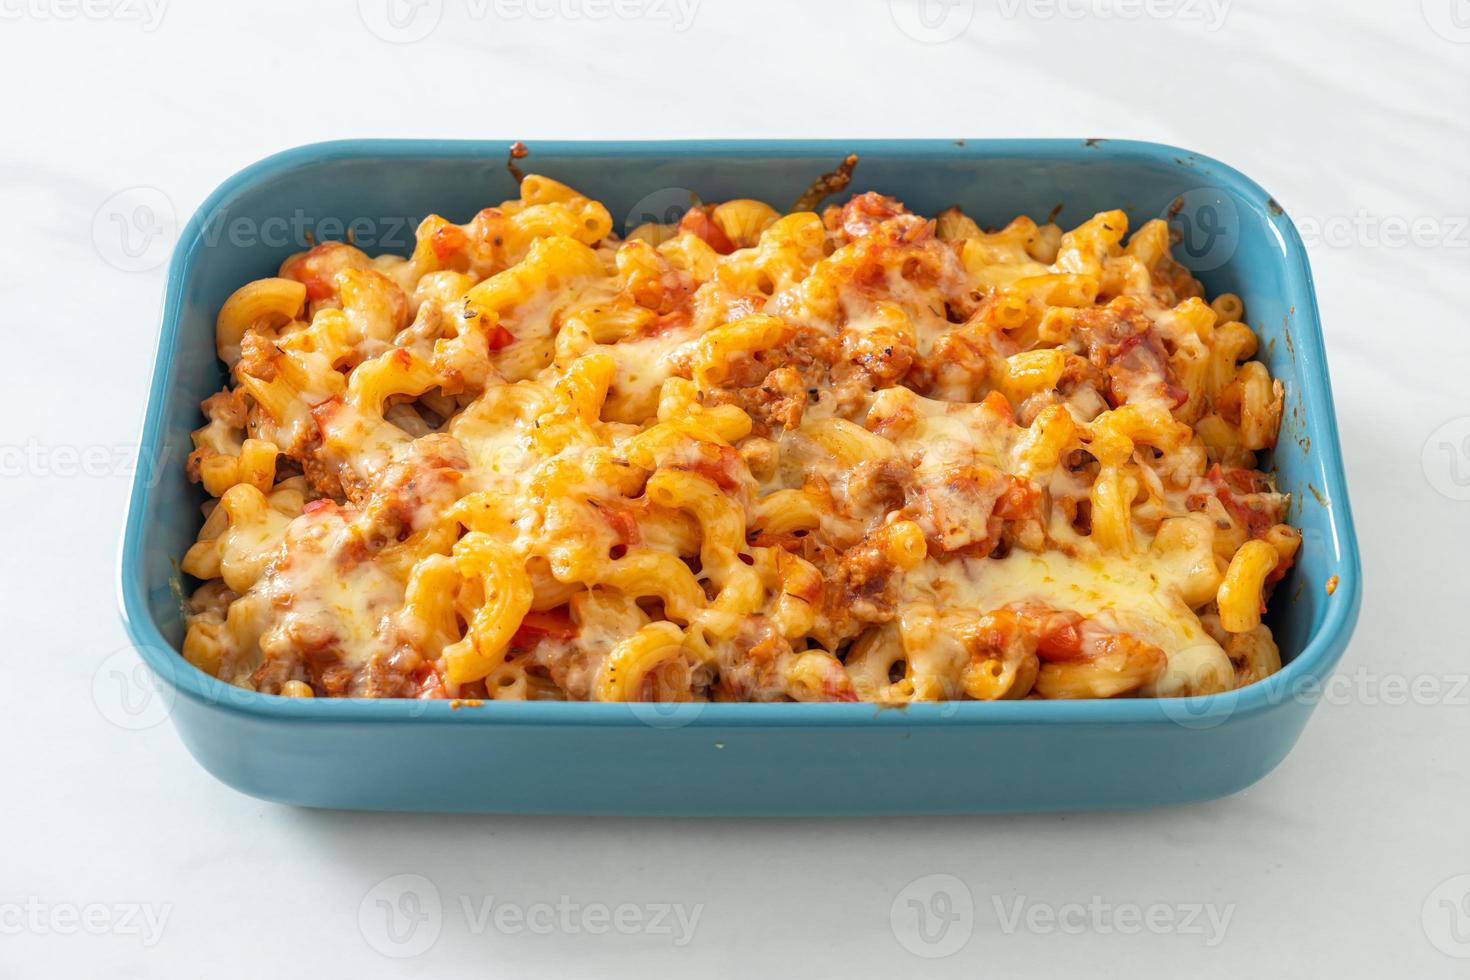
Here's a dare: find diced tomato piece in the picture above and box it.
[511,608,578,648]
[430,224,468,260]
[995,477,1040,521]
[683,445,744,493]
[284,268,333,301]
[281,242,345,301]
[1035,611,1085,661]
[300,275,334,302]
[840,192,908,239]
[602,506,641,547]
[1211,487,1272,542]
[677,207,735,254]
[410,664,446,699]
[843,193,904,220]
[1203,464,1276,539]
[487,324,516,350]
[1208,463,1261,495]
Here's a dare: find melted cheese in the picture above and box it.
[187,181,1293,703]
[601,330,694,424]
[249,510,406,684]
[903,550,1231,696]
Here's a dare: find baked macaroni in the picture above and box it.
[180,173,1298,702]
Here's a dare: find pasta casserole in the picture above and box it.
[180,170,1298,702]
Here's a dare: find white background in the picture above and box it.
[1,0,1467,976]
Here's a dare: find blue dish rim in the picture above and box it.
[117,137,1362,728]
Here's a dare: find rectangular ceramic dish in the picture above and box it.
[118,139,1361,814]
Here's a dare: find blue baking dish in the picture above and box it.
[118,139,1361,814]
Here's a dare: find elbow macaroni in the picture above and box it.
[179,176,1299,702]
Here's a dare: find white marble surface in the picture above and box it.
[2,0,1467,975]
